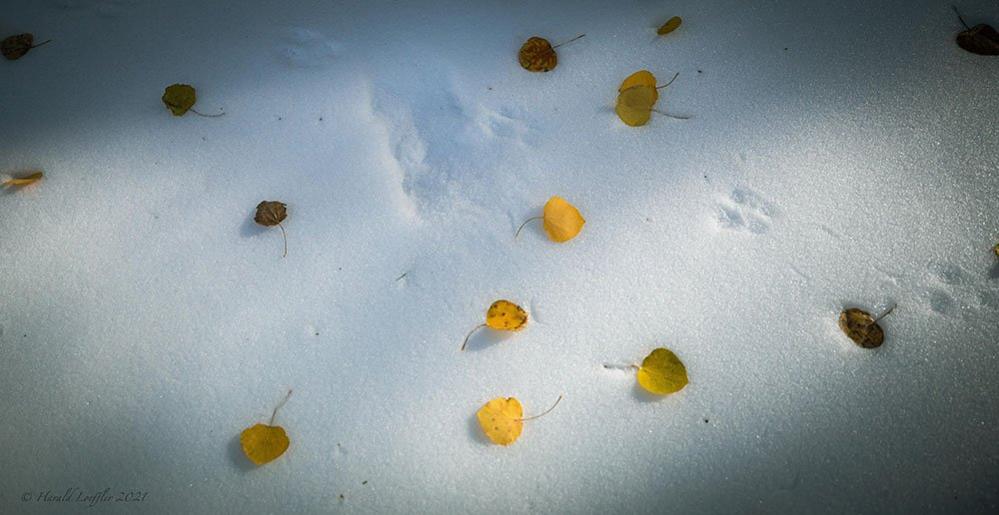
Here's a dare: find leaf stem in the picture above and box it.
[31,39,53,49]
[552,34,586,49]
[953,6,971,30]
[269,389,293,425]
[519,394,563,422]
[278,222,287,258]
[461,323,487,351]
[656,72,680,89]
[515,216,543,239]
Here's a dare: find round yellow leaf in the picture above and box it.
[162,83,197,116]
[240,423,290,466]
[485,300,528,331]
[636,347,689,395]
[542,195,586,242]
[476,397,524,445]
[618,70,659,104]
[615,85,657,127]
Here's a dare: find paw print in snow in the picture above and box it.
[279,28,340,68]
[716,188,776,234]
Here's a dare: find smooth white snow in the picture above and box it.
[1,0,998,513]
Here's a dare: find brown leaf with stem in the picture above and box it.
[2,33,51,60]
[838,305,894,349]
[254,200,288,258]
[953,6,999,55]
[517,34,585,72]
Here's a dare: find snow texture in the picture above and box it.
[1,0,998,513]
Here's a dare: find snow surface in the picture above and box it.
[2,0,998,513]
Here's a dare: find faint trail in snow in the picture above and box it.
[51,0,136,17]
[715,188,777,234]
[278,27,340,68]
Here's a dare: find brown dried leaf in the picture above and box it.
[2,33,49,60]
[954,8,999,56]
[518,36,558,72]
[255,201,288,257]
[838,308,887,349]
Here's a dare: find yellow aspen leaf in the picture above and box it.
[240,390,293,466]
[3,171,43,188]
[254,200,288,258]
[618,70,659,104]
[542,195,586,242]
[657,16,683,36]
[2,33,51,61]
[515,195,586,243]
[476,395,562,446]
[615,84,657,127]
[517,34,584,72]
[161,83,224,117]
[838,306,893,349]
[461,300,527,350]
[636,347,688,395]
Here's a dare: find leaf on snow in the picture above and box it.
[3,171,43,188]
[518,36,558,72]
[542,195,586,242]
[461,300,528,350]
[2,33,51,61]
[636,347,689,395]
[657,16,683,36]
[954,7,999,55]
[240,390,293,466]
[838,307,891,349]
[254,200,289,258]
[476,395,562,446]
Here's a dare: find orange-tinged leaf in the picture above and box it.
[477,397,524,445]
[3,171,43,187]
[657,16,683,36]
[476,395,562,446]
[240,424,290,465]
[485,300,528,331]
[518,36,557,72]
[542,195,586,242]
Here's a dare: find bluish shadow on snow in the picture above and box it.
[988,263,999,281]
[239,214,267,238]
[631,380,667,403]
[227,434,256,473]
[467,412,491,446]
[461,327,517,352]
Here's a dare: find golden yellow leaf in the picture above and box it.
[162,84,197,116]
[657,16,683,36]
[618,70,659,104]
[636,347,688,395]
[477,397,524,445]
[461,300,527,350]
[485,300,528,331]
[838,307,892,349]
[240,390,292,466]
[615,84,657,127]
[542,195,586,242]
[240,424,290,465]
[3,171,43,187]
[476,395,562,446]
[993,243,999,259]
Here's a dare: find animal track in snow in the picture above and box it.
[922,261,999,315]
[52,0,135,17]
[278,28,341,68]
[715,188,776,234]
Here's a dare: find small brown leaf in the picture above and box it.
[518,36,557,72]
[2,33,50,61]
[255,201,288,257]
[993,242,999,259]
[954,7,999,56]
[838,307,892,349]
